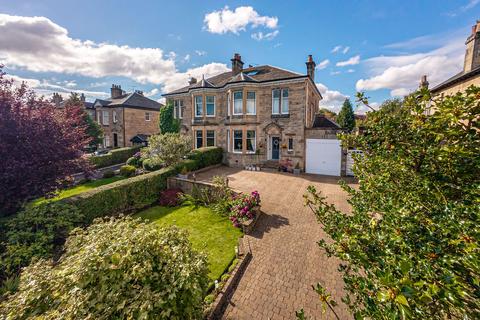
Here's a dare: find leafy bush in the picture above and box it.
[0,202,83,287]
[0,216,209,319]
[126,151,142,168]
[142,133,192,167]
[142,158,164,171]
[187,146,223,168]
[102,170,115,178]
[304,87,480,319]
[159,188,183,206]
[119,165,136,177]
[89,146,141,168]
[229,191,260,227]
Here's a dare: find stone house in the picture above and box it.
[430,20,480,96]
[93,85,162,148]
[163,53,335,171]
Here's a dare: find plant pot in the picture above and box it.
[293,168,300,175]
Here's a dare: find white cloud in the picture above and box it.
[316,59,330,70]
[89,81,108,88]
[162,62,229,93]
[336,55,360,67]
[195,50,207,56]
[183,54,190,62]
[342,46,350,54]
[331,45,342,53]
[251,30,279,41]
[203,6,278,34]
[0,14,228,94]
[330,70,341,75]
[355,101,380,115]
[347,69,355,73]
[316,83,349,113]
[356,33,465,96]
[145,88,159,97]
[446,0,480,17]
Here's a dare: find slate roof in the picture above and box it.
[94,92,162,110]
[431,65,480,93]
[130,134,150,143]
[312,114,341,129]
[163,65,318,96]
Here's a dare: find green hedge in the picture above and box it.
[68,147,223,223]
[89,146,141,168]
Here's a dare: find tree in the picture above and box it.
[304,87,480,319]
[0,216,209,319]
[0,68,91,215]
[65,93,103,151]
[159,102,179,133]
[319,108,337,120]
[142,133,192,167]
[336,98,355,131]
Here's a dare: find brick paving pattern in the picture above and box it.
[196,167,356,320]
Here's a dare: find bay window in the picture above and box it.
[246,130,256,153]
[233,130,243,152]
[246,91,256,114]
[206,96,215,116]
[206,130,215,146]
[233,91,243,115]
[227,92,231,116]
[195,96,203,117]
[195,130,203,148]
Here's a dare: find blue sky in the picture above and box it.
[0,0,478,113]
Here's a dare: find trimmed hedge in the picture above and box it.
[89,146,141,168]
[67,147,223,223]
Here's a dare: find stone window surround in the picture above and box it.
[174,99,184,119]
[272,88,289,115]
[228,127,257,154]
[194,128,216,148]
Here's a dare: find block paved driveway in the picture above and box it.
[196,167,357,320]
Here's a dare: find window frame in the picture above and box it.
[233,129,243,153]
[195,130,203,149]
[272,88,289,115]
[102,110,109,126]
[113,111,118,123]
[233,91,243,115]
[227,129,230,152]
[206,130,215,147]
[145,112,151,121]
[246,130,256,153]
[205,95,215,117]
[227,92,231,116]
[104,135,110,148]
[246,91,256,115]
[194,96,203,117]
[272,89,281,114]
[288,137,294,151]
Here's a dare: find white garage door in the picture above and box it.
[306,139,342,176]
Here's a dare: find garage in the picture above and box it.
[305,138,342,176]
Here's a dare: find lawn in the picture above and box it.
[30,176,126,207]
[136,205,243,281]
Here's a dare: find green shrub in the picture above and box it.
[89,146,141,168]
[0,202,83,286]
[187,147,223,168]
[102,170,115,178]
[66,167,177,223]
[119,165,136,177]
[0,216,209,319]
[142,158,163,171]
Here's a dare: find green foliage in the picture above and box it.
[318,108,337,120]
[83,112,103,150]
[142,133,192,167]
[102,170,115,178]
[0,203,83,287]
[66,167,177,223]
[159,102,180,133]
[89,146,141,168]
[336,98,356,131]
[305,87,480,319]
[187,146,224,168]
[119,165,136,177]
[142,158,164,171]
[0,216,209,319]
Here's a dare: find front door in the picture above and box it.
[113,133,118,148]
[271,136,280,160]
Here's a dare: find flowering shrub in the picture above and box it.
[159,188,183,206]
[126,151,142,168]
[229,191,260,227]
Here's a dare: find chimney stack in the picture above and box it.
[231,53,244,75]
[110,84,123,99]
[188,77,197,85]
[52,92,63,107]
[80,93,86,102]
[464,20,480,72]
[419,75,429,89]
[306,55,316,81]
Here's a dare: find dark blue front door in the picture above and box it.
[272,137,280,160]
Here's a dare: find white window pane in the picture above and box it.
[233,91,243,114]
[246,130,255,152]
[281,97,289,114]
[246,91,255,114]
[195,96,203,116]
[206,96,215,116]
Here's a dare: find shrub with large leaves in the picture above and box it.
[142,133,192,167]
[0,216,209,319]
[304,87,480,319]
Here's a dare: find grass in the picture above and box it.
[30,176,126,207]
[136,205,243,281]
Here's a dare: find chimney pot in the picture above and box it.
[305,54,316,81]
[111,84,122,99]
[188,77,197,85]
[231,53,244,75]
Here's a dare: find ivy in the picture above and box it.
[159,102,179,134]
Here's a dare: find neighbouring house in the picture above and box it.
[93,85,162,148]
[429,20,480,96]
[163,53,345,175]
[52,93,95,118]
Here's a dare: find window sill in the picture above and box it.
[271,114,290,119]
